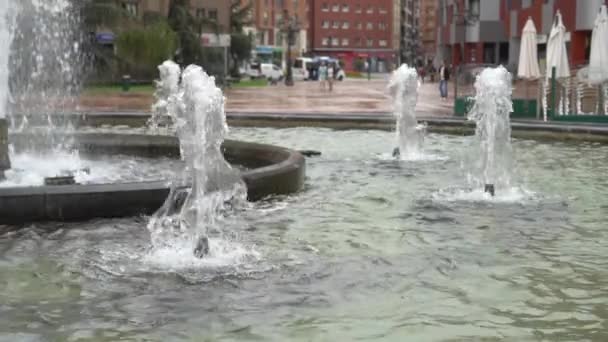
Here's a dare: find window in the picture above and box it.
[332,4,340,12]
[378,22,387,30]
[321,2,329,11]
[366,38,373,47]
[342,4,349,12]
[196,8,206,19]
[322,37,329,45]
[333,21,340,28]
[357,22,362,30]
[342,21,349,29]
[379,40,387,47]
[379,7,388,14]
[366,6,374,14]
[322,20,330,28]
[263,11,269,25]
[355,4,362,13]
[208,9,218,21]
[355,37,362,46]
[342,38,349,46]
[366,22,373,30]
[332,37,339,46]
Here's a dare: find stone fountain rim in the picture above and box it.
[0,132,306,225]
[28,111,608,143]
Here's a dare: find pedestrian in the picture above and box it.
[439,62,450,100]
[319,62,328,90]
[419,66,426,84]
[327,63,335,92]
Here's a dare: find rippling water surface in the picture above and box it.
[1,127,607,341]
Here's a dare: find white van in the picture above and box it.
[293,57,313,81]
[260,63,284,81]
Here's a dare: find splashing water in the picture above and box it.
[388,64,426,159]
[148,61,181,131]
[8,0,82,150]
[0,2,16,119]
[0,0,89,185]
[147,62,247,261]
[467,66,514,194]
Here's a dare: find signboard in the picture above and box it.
[201,33,231,47]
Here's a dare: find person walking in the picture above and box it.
[439,62,450,100]
[327,63,335,92]
[319,62,328,90]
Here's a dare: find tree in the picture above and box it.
[168,0,218,66]
[231,0,253,33]
[230,33,252,76]
[115,21,178,79]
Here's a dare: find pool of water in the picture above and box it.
[0,151,182,188]
[1,127,607,341]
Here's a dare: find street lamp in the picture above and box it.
[279,9,300,86]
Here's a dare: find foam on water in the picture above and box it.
[388,64,426,160]
[143,238,260,270]
[377,152,449,162]
[431,186,536,204]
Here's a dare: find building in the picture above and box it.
[504,0,607,69]
[419,0,437,65]
[113,0,230,33]
[242,0,308,65]
[398,0,421,66]
[308,0,397,72]
[436,0,607,70]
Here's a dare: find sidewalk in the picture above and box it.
[78,78,454,116]
[225,78,453,116]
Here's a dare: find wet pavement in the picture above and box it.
[225,78,453,116]
[78,78,454,116]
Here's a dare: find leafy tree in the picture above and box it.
[115,21,178,79]
[168,0,218,66]
[231,0,253,33]
[230,33,252,76]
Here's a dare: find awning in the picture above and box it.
[96,32,115,45]
[255,46,274,54]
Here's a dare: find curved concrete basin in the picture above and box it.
[0,133,305,224]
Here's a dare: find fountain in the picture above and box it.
[147,62,247,258]
[0,2,13,179]
[148,60,181,131]
[467,66,514,196]
[388,64,426,159]
[0,2,304,223]
[0,0,84,184]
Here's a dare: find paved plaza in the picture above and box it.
[78,78,454,116]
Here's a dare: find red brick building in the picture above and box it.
[307,0,398,72]
[242,0,309,64]
[436,0,608,70]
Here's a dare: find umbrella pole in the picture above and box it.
[525,80,529,116]
[600,83,605,115]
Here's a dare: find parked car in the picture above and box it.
[293,57,313,81]
[260,63,284,82]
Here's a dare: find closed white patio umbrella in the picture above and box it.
[544,11,570,118]
[518,17,541,80]
[589,5,608,85]
[546,10,570,79]
[518,17,541,116]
